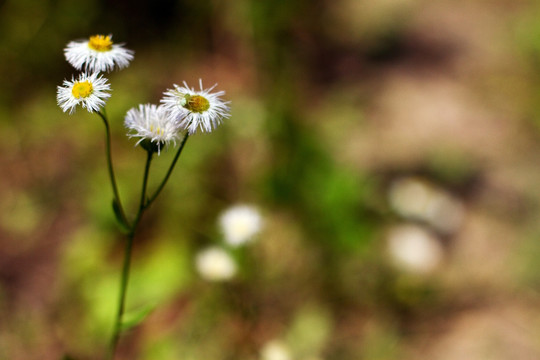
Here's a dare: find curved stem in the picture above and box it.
[107,231,134,360]
[97,111,129,227]
[108,150,154,360]
[145,133,190,209]
[134,150,154,226]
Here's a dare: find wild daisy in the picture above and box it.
[261,340,293,360]
[389,177,464,234]
[386,224,444,274]
[161,79,230,134]
[219,204,262,246]
[124,104,181,154]
[64,34,134,72]
[195,246,237,281]
[57,72,111,114]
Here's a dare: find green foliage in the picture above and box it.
[121,303,155,332]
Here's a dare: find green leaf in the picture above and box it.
[121,303,156,332]
[112,198,130,233]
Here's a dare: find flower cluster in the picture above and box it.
[57,34,230,154]
[196,204,263,282]
[57,34,131,114]
[55,34,233,359]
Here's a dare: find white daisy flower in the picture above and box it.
[57,72,111,114]
[161,79,230,134]
[195,246,237,282]
[64,34,134,72]
[124,104,181,154]
[388,177,464,234]
[219,204,263,246]
[261,340,292,360]
[386,224,444,275]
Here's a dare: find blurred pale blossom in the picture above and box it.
[261,340,292,360]
[386,224,444,274]
[195,246,237,281]
[388,177,465,234]
[219,204,263,246]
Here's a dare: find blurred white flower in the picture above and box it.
[219,204,263,246]
[57,72,111,114]
[195,246,236,281]
[64,34,134,72]
[388,177,464,234]
[161,79,230,134]
[124,104,181,154]
[387,224,444,274]
[261,340,292,360]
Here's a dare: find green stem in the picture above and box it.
[107,231,134,360]
[145,133,190,209]
[108,150,154,360]
[134,150,154,226]
[106,131,189,359]
[97,111,129,227]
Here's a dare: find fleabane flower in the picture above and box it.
[386,224,444,275]
[261,340,292,360]
[195,246,237,282]
[64,34,134,72]
[57,72,111,114]
[124,104,181,154]
[161,79,230,134]
[219,204,263,246]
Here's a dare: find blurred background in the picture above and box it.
[2,0,540,359]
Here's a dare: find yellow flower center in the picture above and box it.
[150,125,164,136]
[183,95,210,113]
[88,35,113,52]
[72,80,93,99]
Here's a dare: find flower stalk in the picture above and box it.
[146,133,189,207]
[108,149,153,360]
[97,111,129,228]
